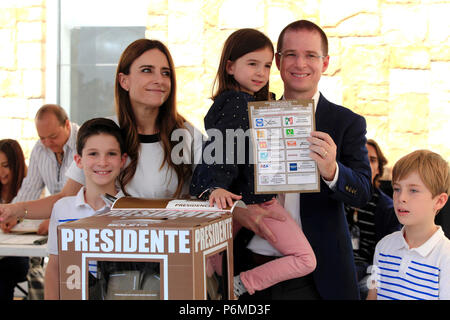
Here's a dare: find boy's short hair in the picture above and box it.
[77,118,125,155]
[392,149,450,197]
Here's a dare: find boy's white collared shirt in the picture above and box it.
[373,226,450,300]
[47,187,123,256]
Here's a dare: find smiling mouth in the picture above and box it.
[146,89,165,93]
[291,72,309,78]
[94,170,112,175]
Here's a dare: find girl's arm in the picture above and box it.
[209,188,242,209]
[0,178,82,223]
[44,254,60,300]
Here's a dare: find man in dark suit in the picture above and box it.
[234,20,372,299]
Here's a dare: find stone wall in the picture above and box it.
[0,0,45,157]
[148,0,450,177]
[0,0,448,177]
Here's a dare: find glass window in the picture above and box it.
[89,260,161,300]
[57,0,147,125]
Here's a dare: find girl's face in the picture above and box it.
[0,151,12,187]
[226,47,273,95]
[119,49,172,111]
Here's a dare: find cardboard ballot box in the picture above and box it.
[58,198,244,300]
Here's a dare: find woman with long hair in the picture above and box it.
[0,39,201,230]
[0,139,29,300]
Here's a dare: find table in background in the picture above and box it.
[0,230,47,257]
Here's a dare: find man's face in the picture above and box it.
[36,113,70,153]
[276,29,329,100]
[367,144,380,184]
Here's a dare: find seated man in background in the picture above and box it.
[1,104,79,299]
[345,139,401,299]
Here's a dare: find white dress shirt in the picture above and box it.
[12,122,79,202]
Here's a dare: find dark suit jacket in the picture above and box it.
[234,93,372,299]
[297,93,372,299]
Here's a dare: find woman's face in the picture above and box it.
[0,151,12,187]
[119,48,172,111]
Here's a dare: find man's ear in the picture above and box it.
[64,119,70,131]
[321,55,330,74]
[74,154,83,169]
[275,53,281,71]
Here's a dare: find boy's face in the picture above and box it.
[393,171,447,228]
[74,134,126,188]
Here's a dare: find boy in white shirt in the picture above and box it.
[44,118,127,300]
[367,149,450,300]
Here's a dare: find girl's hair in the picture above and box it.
[367,139,388,188]
[114,39,190,197]
[0,139,27,203]
[212,28,274,101]
[76,118,125,156]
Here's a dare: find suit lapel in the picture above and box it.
[315,93,332,133]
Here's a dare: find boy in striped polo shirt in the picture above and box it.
[44,118,127,299]
[367,150,450,300]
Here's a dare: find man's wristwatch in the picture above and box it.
[198,187,219,201]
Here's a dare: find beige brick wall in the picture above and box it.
[1,0,449,177]
[148,0,449,176]
[0,0,45,159]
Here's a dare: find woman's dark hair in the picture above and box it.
[0,139,27,203]
[114,39,190,197]
[213,28,274,101]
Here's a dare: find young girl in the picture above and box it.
[0,139,28,300]
[190,29,317,298]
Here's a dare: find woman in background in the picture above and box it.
[0,139,28,300]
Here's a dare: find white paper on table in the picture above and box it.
[0,232,47,245]
[10,219,44,233]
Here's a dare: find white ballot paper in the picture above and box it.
[248,99,320,194]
